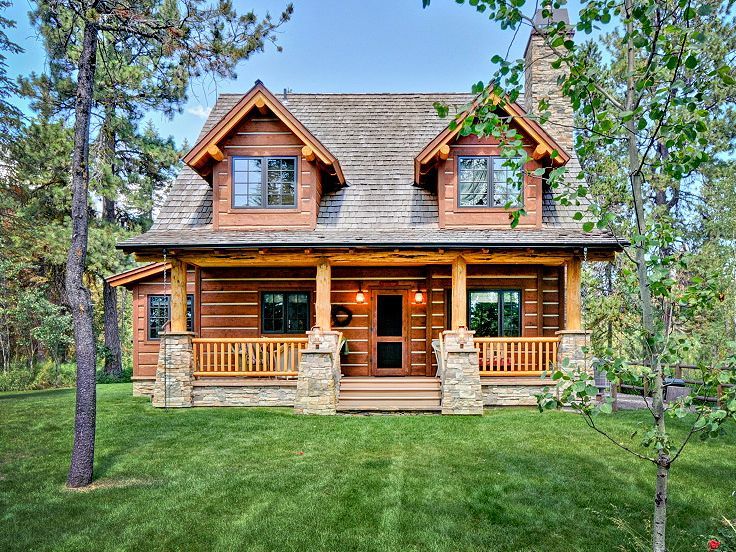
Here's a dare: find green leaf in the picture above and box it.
[684,55,697,70]
[582,221,595,232]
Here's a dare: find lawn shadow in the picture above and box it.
[0,387,75,401]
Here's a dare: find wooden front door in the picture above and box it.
[371,292,409,376]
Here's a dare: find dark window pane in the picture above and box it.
[286,293,309,333]
[148,294,193,339]
[232,157,263,208]
[377,342,403,368]
[501,291,521,336]
[262,292,310,334]
[468,291,500,337]
[377,295,403,336]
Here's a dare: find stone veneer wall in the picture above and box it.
[133,379,155,397]
[481,382,545,407]
[294,331,342,415]
[192,381,296,407]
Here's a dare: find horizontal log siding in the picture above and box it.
[437,134,543,229]
[129,264,564,379]
[212,113,321,230]
[133,270,197,378]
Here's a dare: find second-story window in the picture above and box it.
[458,156,523,208]
[232,156,297,208]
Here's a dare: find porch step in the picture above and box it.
[338,377,442,412]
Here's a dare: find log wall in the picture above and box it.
[130,264,564,379]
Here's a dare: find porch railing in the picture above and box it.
[476,337,559,376]
[192,337,308,377]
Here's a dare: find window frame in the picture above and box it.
[147,294,195,341]
[231,155,298,210]
[260,291,311,335]
[466,288,522,338]
[456,155,524,209]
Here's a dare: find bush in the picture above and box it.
[0,361,76,392]
[96,365,132,384]
[0,369,35,392]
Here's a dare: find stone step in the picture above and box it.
[337,397,442,409]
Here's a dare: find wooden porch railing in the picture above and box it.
[192,337,308,377]
[476,337,559,376]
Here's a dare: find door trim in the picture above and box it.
[370,291,409,376]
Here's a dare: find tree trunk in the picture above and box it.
[66,20,98,489]
[102,280,122,377]
[101,106,122,377]
[653,455,670,552]
[623,0,668,549]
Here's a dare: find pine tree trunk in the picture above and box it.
[66,20,98,489]
[102,280,122,377]
[101,107,122,378]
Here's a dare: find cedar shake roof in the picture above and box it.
[120,91,620,251]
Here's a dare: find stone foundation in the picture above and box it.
[440,330,483,415]
[152,332,195,408]
[481,381,547,406]
[294,330,341,415]
[132,379,155,397]
[192,381,296,407]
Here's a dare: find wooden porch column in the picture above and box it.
[451,256,467,329]
[565,256,582,330]
[315,258,331,330]
[170,258,188,332]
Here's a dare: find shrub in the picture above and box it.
[0,369,35,392]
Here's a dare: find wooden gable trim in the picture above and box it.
[414,93,570,184]
[107,262,169,288]
[183,81,346,184]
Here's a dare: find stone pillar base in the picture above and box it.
[152,332,195,408]
[440,330,483,415]
[294,330,341,415]
[556,330,593,375]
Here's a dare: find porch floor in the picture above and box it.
[337,377,442,412]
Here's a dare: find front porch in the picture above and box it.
[138,248,593,413]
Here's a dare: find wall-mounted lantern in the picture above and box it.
[355,282,365,304]
[414,289,424,304]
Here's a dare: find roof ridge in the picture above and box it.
[215,91,475,98]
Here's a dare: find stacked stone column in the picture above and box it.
[151,332,195,408]
[440,329,483,415]
[556,330,593,375]
[294,330,342,415]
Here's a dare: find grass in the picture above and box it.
[0,385,734,552]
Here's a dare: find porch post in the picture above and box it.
[451,256,467,329]
[439,329,483,415]
[315,258,331,330]
[565,255,582,330]
[295,329,341,415]
[170,258,188,332]
[558,255,591,375]
[152,257,193,408]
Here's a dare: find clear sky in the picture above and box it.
[4,0,570,147]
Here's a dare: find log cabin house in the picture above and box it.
[111,11,621,413]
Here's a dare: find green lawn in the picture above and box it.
[1,385,733,552]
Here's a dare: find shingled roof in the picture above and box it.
[120,91,619,251]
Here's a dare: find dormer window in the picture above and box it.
[232,156,297,208]
[458,156,523,208]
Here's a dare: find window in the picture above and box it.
[467,290,521,337]
[261,292,310,334]
[148,295,194,340]
[458,156,523,208]
[232,156,296,208]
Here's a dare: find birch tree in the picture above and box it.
[424,1,736,550]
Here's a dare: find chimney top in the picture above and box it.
[531,8,572,34]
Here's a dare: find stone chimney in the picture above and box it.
[523,9,575,153]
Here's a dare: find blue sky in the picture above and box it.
[5,0,570,147]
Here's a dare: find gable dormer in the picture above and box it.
[183,81,345,231]
[414,95,569,229]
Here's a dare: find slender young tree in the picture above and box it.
[30,0,292,488]
[424,1,736,550]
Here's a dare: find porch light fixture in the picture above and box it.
[414,289,424,304]
[355,282,365,304]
